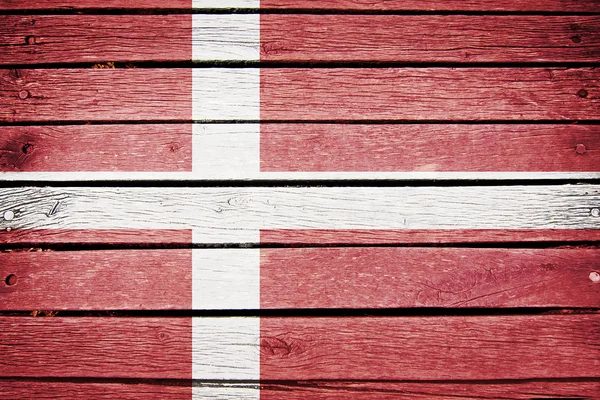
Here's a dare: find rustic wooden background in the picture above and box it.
[0,0,599,398]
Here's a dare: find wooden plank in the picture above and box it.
[2,124,599,179]
[1,15,599,63]
[0,186,598,244]
[1,68,598,122]
[0,315,598,380]
[1,0,599,11]
[1,380,599,400]
[1,247,598,310]
[0,125,192,172]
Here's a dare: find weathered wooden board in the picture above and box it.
[1,68,598,122]
[2,247,599,310]
[1,0,599,12]
[1,15,598,64]
[1,380,599,399]
[0,315,598,380]
[1,124,599,180]
[0,186,599,244]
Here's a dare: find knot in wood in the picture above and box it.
[577,89,589,98]
[25,35,36,45]
[22,143,34,155]
[591,208,600,218]
[18,90,30,100]
[575,144,587,155]
[590,271,600,283]
[260,334,305,358]
[571,35,582,44]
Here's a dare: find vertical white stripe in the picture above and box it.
[192,0,260,8]
[192,317,260,380]
[192,248,260,310]
[192,69,260,121]
[192,15,260,61]
[192,124,260,178]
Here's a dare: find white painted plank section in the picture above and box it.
[192,385,260,400]
[192,317,260,380]
[192,248,260,309]
[192,69,260,121]
[192,15,260,61]
[1,186,598,243]
[192,0,260,8]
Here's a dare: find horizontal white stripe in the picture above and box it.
[192,15,260,61]
[192,248,260,309]
[192,317,260,380]
[2,186,598,243]
[192,69,260,120]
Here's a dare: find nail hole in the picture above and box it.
[591,208,600,217]
[22,143,34,154]
[5,274,17,286]
[571,35,582,43]
[3,210,14,221]
[18,90,30,100]
[577,89,589,98]
[590,271,600,283]
[25,35,36,45]
[575,144,587,155]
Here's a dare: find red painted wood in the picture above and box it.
[1,315,597,380]
[1,15,598,64]
[0,250,192,310]
[260,68,600,121]
[0,229,192,245]
[260,15,600,63]
[2,247,598,310]
[260,247,600,309]
[0,125,192,172]
[1,380,599,399]
[260,229,600,244]
[1,68,598,122]
[260,314,600,380]
[261,124,600,172]
[0,15,192,65]
[0,0,597,11]
[0,317,192,379]
[0,381,191,400]
[0,69,192,123]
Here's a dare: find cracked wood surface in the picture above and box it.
[1,0,599,11]
[2,247,598,310]
[0,315,598,380]
[0,15,598,63]
[1,68,598,122]
[0,186,599,244]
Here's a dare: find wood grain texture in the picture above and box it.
[1,68,598,122]
[0,69,192,123]
[261,124,600,172]
[1,380,599,399]
[0,317,192,379]
[2,315,597,380]
[260,68,600,121]
[2,247,598,310]
[1,0,598,11]
[0,125,191,172]
[0,15,192,65]
[0,249,192,310]
[0,229,192,244]
[260,247,600,309]
[261,228,600,244]
[0,186,598,244]
[1,15,598,63]
[2,123,599,178]
[260,15,600,62]
[259,315,600,380]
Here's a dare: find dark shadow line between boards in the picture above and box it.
[1,8,600,16]
[1,241,599,251]
[1,61,600,69]
[0,308,597,318]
